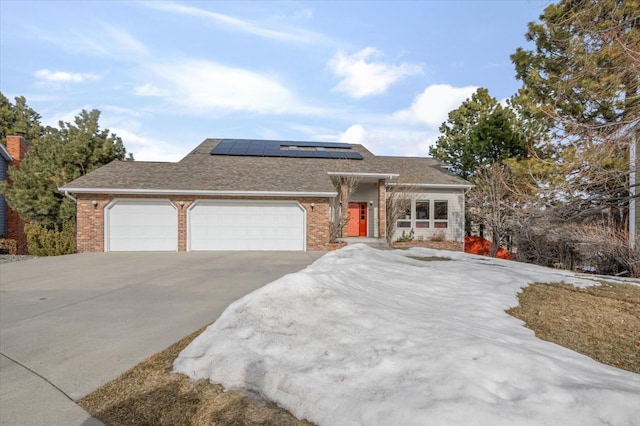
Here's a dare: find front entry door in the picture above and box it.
[347,202,368,237]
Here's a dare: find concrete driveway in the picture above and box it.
[0,251,324,426]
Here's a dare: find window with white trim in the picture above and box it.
[434,200,448,228]
[415,200,430,228]
[397,207,412,228]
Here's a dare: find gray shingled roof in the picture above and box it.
[0,143,12,162]
[61,138,470,194]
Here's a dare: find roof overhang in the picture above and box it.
[59,187,338,197]
[327,172,399,183]
[386,183,474,190]
[0,144,12,162]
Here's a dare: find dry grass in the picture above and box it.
[81,280,639,426]
[507,282,640,374]
[408,256,452,262]
[78,326,314,426]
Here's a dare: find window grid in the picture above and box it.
[415,200,430,228]
[395,200,449,231]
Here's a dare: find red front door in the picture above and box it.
[347,202,367,237]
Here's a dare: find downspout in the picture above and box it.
[462,186,472,252]
[63,190,77,202]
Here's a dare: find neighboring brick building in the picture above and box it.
[61,138,471,252]
[0,143,12,239]
[2,134,32,254]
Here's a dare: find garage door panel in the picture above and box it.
[189,201,305,251]
[107,200,178,252]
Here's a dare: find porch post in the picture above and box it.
[378,179,386,239]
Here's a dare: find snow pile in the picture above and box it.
[174,244,640,426]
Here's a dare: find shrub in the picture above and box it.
[25,221,76,256]
[0,239,18,255]
[395,229,415,243]
[430,231,446,242]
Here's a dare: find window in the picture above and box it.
[415,200,430,228]
[434,200,448,228]
[397,207,411,228]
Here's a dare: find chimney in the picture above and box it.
[6,133,32,163]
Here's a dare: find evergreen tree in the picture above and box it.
[429,88,530,179]
[511,0,639,136]
[0,93,44,145]
[511,0,639,223]
[1,109,127,228]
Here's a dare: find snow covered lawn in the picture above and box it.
[174,245,640,426]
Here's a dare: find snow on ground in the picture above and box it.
[174,244,640,426]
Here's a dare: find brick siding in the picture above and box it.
[5,135,32,254]
[378,179,386,239]
[76,194,332,252]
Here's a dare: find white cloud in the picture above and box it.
[145,59,325,115]
[292,8,313,20]
[133,83,165,97]
[30,24,147,59]
[101,24,148,56]
[143,1,327,45]
[335,123,438,157]
[34,69,99,85]
[393,84,478,128]
[328,47,423,98]
[110,127,186,162]
[42,107,86,128]
[101,105,148,119]
[339,124,367,144]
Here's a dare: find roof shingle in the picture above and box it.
[61,138,470,194]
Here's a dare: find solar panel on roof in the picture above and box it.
[343,152,364,160]
[212,140,234,154]
[210,139,362,160]
[279,141,352,149]
[246,142,265,155]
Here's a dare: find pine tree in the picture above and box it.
[0,93,43,145]
[1,109,127,228]
[429,88,531,179]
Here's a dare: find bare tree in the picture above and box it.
[567,223,640,277]
[329,175,360,243]
[385,186,412,243]
[467,164,517,257]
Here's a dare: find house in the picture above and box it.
[626,119,640,248]
[60,138,471,252]
[0,143,12,238]
[2,134,32,254]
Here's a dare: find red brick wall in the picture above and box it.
[76,195,110,252]
[76,194,333,252]
[5,135,32,254]
[378,179,386,239]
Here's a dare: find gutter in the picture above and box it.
[386,183,474,190]
[58,187,338,198]
[327,172,399,180]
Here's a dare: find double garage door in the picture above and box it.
[106,199,305,251]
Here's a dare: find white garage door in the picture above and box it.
[189,200,305,251]
[106,199,178,251]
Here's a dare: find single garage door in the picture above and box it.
[189,200,305,251]
[106,199,178,251]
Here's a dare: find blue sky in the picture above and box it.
[1,1,548,161]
